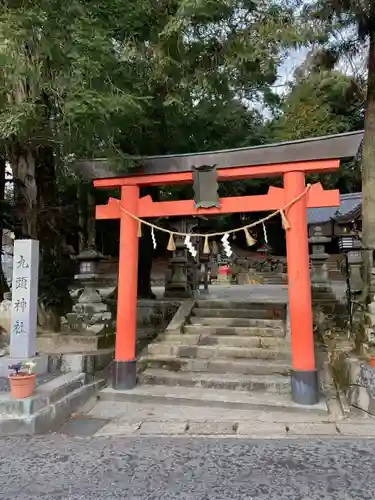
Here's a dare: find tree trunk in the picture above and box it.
[87,189,96,249]
[78,183,86,253]
[362,28,375,301]
[0,154,9,299]
[77,182,96,252]
[9,145,38,239]
[34,144,58,255]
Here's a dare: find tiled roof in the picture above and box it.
[307,192,361,225]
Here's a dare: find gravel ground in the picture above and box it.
[0,435,374,499]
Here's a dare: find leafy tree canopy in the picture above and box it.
[271,69,364,141]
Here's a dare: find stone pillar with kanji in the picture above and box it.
[10,240,40,359]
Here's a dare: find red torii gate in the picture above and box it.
[93,157,341,405]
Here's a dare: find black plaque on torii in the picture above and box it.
[192,164,220,209]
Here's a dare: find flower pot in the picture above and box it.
[8,372,36,399]
[368,356,375,368]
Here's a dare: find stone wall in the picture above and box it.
[333,354,375,416]
[137,300,180,329]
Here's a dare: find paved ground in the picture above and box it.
[1,434,374,499]
[60,398,373,439]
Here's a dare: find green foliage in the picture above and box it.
[268,65,364,193]
[0,0,319,164]
[109,0,318,159]
[0,0,143,157]
[1,0,370,300]
[38,252,76,311]
[304,0,373,40]
[272,70,364,141]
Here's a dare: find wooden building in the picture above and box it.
[307,192,361,253]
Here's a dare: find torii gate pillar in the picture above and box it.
[284,171,318,405]
[113,185,139,389]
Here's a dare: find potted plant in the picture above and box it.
[8,361,36,399]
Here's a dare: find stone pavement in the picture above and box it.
[1,434,375,499]
[59,397,375,439]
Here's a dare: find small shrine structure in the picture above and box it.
[89,130,363,405]
[307,191,362,252]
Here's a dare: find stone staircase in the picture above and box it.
[326,260,345,282]
[261,272,287,285]
[138,300,291,395]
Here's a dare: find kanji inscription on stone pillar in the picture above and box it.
[10,240,40,358]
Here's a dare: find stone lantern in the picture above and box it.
[164,217,201,298]
[338,231,363,294]
[67,247,113,336]
[76,248,102,275]
[309,225,331,286]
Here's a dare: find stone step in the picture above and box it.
[312,298,340,305]
[147,343,290,361]
[138,355,291,376]
[189,316,285,330]
[99,385,328,414]
[0,377,105,435]
[195,300,287,313]
[152,334,289,350]
[264,280,285,284]
[330,275,345,282]
[98,384,327,414]
[138,369,291,394]
[184,324,284,338]
[0,372,87,416]
[37,332,115,354]
[261,274,286,281]
[192,307,285,320]
[262,279,286,283]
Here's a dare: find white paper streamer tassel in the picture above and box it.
[184,235,191,247]
[262,222,268,245]
[221,233,232,257]
[151,227,157,249]
[184,234,197,258]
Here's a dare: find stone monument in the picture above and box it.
[10,239,39,358]
[0,239,48,376]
